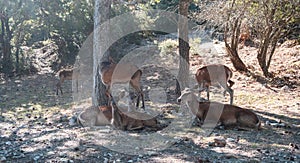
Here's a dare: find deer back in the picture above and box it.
[195,64,232,86]
[58,68,80,80]
[101,62,141,85]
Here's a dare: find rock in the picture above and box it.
[209,138,226,147]
[103,158,109,163]
[5,141,12,145]
[69,116,77,126]
[281,85,289,92]
[1,156,6,161]
[33,155,40,161]
[226,138,236,142]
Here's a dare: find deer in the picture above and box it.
[99,101,159,131]
[56,68,80,95]
[77,89,127,127]
[239,20,250,48]
[77,105,111,127]
[100,56,145,110]
[195,64,234,104]
[177,88,261,130]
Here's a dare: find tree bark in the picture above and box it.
[0,16,13,75]
[177,0,190,93]
[224,22,249,72]
[223,1,249,73]
[92,0,111,106]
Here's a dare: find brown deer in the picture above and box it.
[100,57,145,110]
[77,106,111,127]
[56,68,80,95]
[195,64,234,104]
[239,20,250,48]
[177,88,260,130]
[99,102,159,131]
[77,90,127,127]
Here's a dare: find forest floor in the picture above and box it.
[0,39,299,162]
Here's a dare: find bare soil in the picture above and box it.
[0,41,299,162]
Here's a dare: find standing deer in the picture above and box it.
[177,88,261,130]
[239,20,250,48]
[56,68,80,95]
[100,56,145,110]
[195,64,234,104]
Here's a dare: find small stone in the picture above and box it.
[103,158,109,163]
[209,138,226,147]
[226,138,235,142]
[69,116,77,126]
[5,141,12,145]
[281,85,289,92]
[1,156,6,161]
[33,155,40,161]
[147,151,157,156]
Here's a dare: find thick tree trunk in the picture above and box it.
[223,0,249,73]
[177,0,190,93]
[224,18,249,73]
[1,17,13,75]
[92,0,111,106]
[257,28,281,77]
[224,40,249,72]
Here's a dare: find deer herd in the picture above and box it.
[56,55,261,131]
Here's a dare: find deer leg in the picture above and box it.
[140,92,145,109]
[60,78,65,95]
[130,81,145,110]
[76,79,78,92]
[206,87,210,101]
[56,79,63,95]
[105,85,111,103]
[136,93,140,109]
[135,91,145,110]
[56,82,60,95]
[222,84,234,104]
[228,88,234,105]
[197,82,206,99]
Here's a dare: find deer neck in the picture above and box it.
[186,95,199,115]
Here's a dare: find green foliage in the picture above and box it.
[0,0,95,75]
[158,39,178,55]
[158,37,202,56]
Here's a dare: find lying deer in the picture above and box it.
[77,90,127,127]
[195,64,234,104]
[56,68,80,95]
[100,57,145,110]
[77,105,111,127]
[177,88,261,130]
[100,102,159,131]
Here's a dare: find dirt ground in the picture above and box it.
[0,40,299,162]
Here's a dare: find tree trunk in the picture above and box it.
[177,0,190,93]
[92,0,111,106]
[257,26,273,77]
[224,24,249,72]
[1,17,13,75]
[223,0,249,73]
[224,40,249,72]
